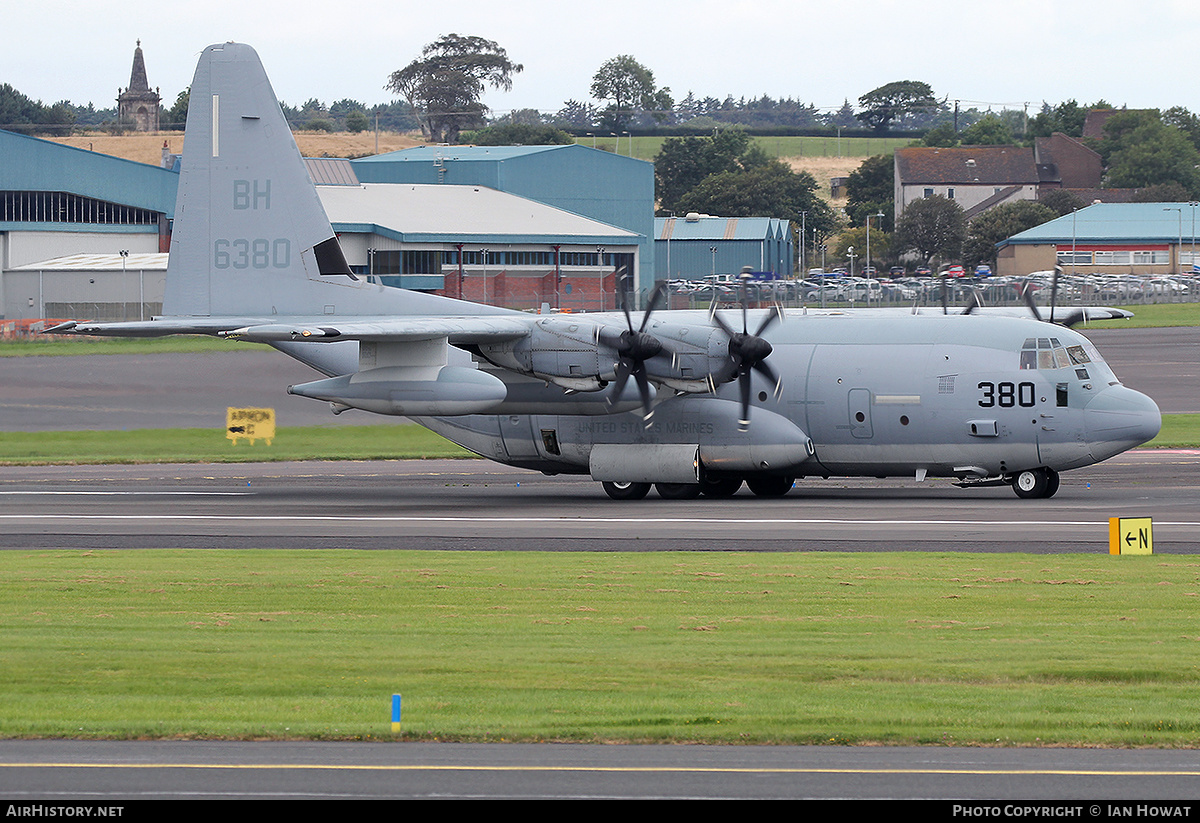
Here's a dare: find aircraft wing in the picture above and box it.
[45,318,275,337]
[47,315,537,343]
[220,316,536,344]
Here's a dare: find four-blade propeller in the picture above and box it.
[605,279,667,424]
[708,284,784,430]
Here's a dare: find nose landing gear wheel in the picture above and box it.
[1011,468,1059,499]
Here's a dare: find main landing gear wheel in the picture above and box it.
[746,475,795,498]
[700,476,744,498]
[656,483,703,500]
[602,481,651,500]
[1011,468,1060,499]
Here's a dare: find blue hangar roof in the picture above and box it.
[1002,202,1200,246]
[656,215,790,241]
[0,129,179,219]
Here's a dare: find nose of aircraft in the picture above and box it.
[1085,384,1161,462]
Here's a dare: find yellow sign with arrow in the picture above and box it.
[1109,517,1153,555]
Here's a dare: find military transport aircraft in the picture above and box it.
[49,43,1161,500]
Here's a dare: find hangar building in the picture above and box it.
[994,202,1200,276]
[350,144,655,290]
[655,214,794,281]
[0,129,177,324]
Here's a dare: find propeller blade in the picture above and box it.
[709,307,737,339]
[634,369,654,425]
[753,359,782,398]
[1023,286,1044,322]
[753,303,784,337]
[640,282,667,332]
[738,372,752,430]
[608,358,632,405]
[1050,265,1061,325]
[962,288,981,315]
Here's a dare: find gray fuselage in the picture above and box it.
[420,311,1161,485]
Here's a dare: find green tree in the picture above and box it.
[491,108,545,126]
[920,123,959,147]
[894,195,966,265]
[0,84,74,134]
[675,159,838,259]
[960,113,1014,146]
[1039,189,1086,217]
[1100,112,1200,195]
[844,154,894,230]
[962,200,1056,269]
[1131,182,1192,202]
[590,55,672,131]
[833,225,890,269]
[653,129,752,215]
[1028,100,1089,139]
[387,34,523,143]
[163,88,189,130]
[345,109,369,133]
[856,81,940,133]
[1162,106,1200,150]
[469,123,573,145]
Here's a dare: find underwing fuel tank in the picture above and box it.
[288,366,507,416]
[288,367,656,417]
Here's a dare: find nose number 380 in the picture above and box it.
[977,381,1036,408]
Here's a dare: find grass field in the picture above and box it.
[3,549,1199,744]
[0,424,474,465]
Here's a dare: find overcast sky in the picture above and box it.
[6,0,1199,119]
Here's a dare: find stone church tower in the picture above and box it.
[117,41,161,131]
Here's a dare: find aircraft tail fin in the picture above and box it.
[164,43,432,319]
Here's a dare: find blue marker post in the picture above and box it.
[391,694,402,733]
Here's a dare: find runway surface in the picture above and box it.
[0,348,392,431]
[0,449,1196,552]
[5,740,1200,800]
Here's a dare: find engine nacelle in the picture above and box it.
[478,317,611,385]
[477,316,734,396]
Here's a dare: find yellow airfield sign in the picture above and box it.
[1109,517,1153,555]
[226,407,275,445]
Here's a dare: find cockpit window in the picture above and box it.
[1021,337,1087,371]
